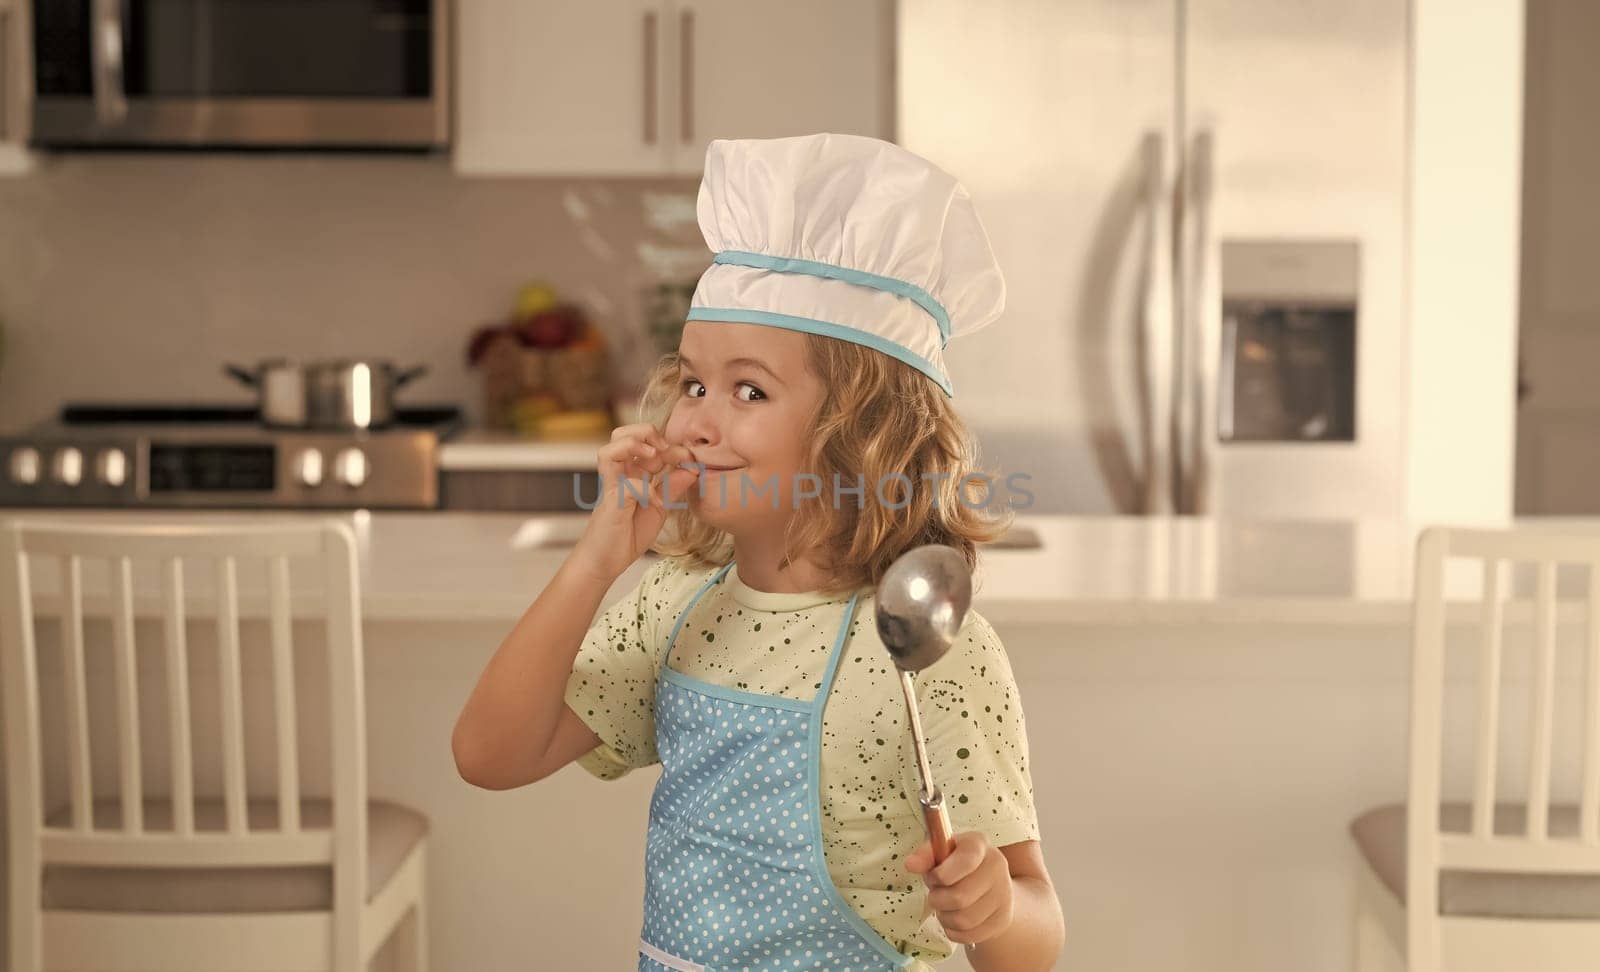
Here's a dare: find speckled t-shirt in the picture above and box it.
[562,555,1040,969]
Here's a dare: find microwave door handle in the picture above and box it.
[92,0,128,125]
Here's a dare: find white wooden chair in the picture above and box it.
[1350,526,1600,972]
[1,520,429,972]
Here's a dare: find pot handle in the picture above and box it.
[224,364,258,388]
[393,365,428,389]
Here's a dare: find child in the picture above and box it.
[454,133,1064,971]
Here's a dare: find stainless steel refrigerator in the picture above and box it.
[900,0,1408,516]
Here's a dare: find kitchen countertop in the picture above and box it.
[436,431,606,471]
[3,509,1588,626]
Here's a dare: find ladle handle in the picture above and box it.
[921,786,956,865]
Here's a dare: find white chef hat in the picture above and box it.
[688,133,1006,396]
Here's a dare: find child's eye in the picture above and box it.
[735,382,766,402]
[681,378,706,398]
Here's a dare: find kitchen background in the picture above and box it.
[0,0,1538,524]
[0,1,1595,971]
[0,0,1576,521]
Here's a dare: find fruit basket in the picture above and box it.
[466,284,616,439]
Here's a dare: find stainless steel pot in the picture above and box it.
[225,359,308,426]
[226,359,427,429]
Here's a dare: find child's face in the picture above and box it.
[665,321,824,532]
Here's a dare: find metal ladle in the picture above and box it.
[875,543,973,868]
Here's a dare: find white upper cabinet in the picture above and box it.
[455,0,669,176]
[664,0,893,175]
[454,0,893,176]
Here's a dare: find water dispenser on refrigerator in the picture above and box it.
[1218,240,1358,443]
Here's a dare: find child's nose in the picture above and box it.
[682,406,722,446]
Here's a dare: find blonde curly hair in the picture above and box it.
[637,332,1013,597]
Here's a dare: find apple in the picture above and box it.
[515,304,587,349]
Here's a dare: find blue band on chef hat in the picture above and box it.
[711,250,952,348]
[684,307,954,397]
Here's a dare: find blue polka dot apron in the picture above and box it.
[637,563,916,972]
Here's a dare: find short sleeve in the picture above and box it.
[907,611,1040,849]
[563,557,698,781]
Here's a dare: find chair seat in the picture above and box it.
[1350,802,1600,920]
[41,796,428,914]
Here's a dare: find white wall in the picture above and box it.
[1403,0,1526,524]
[0,156,704,433]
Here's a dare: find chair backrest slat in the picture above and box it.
[162,556,195,836]
[59,555,92,832]
[322,526,368,942]
[1527,560,1559,840]
[1471,557,1505,840]
[1,529,45,910]
[215,555,249,836]
[22,524,324,560]
[269,554,302,832]
[110,555,144,834]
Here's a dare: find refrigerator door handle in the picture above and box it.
[1177,128,1216,514]
[1137,130,1174,515]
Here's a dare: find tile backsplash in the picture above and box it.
[0,153,706,432]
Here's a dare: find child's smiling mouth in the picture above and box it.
[686,453,745,472]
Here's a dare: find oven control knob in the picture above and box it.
[95,448,128,487]
[8,447,42,485]
[293,448,325,487]
[333,447,370,488]
[51,447,84,486]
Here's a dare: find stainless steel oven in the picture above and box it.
[0,403,463,509]
[30,0,449,149]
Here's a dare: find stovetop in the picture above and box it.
[52,402,464,434]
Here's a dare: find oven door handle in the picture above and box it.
[91,0,129,126]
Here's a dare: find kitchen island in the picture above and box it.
[0,510,1586,972]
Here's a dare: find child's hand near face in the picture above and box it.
[572,423,700,583]
[903,830,1016,945]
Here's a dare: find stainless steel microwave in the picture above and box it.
[29,0,449,150]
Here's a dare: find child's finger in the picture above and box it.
[926,871,996,917]
[597,436,656,483]
[930,832,987,887]
[667,443,698,470]
[903,840,933,876]
[664,466,700,504]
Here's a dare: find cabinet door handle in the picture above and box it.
[643,10,658,145]
[680,9,694,143]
